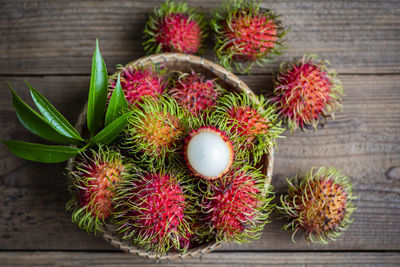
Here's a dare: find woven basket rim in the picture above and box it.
[68,53,275,261]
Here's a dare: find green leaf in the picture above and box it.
[8,83,79,145]
[105,73,128,126]
[91,112,131,145]
[1,140,81,163]
[87,39,108,136]
[27,82,84,141]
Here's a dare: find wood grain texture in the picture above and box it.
[1,251,400,266]
[1,75,399,251]
[0,0,399,75]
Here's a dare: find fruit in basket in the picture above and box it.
[272,54,344,132]
[211,0,289,73]
[143,0,207,54]
[109,65,166,105]
[66,147,134,233]
[201,167,274,242]
[168,71,224,115]
[113,168,196,254]
[277,167,357,244]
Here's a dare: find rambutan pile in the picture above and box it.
[272,54,344,132]
[277,167,357,244]
[143,1,207,54]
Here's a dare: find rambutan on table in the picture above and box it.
[1,0,400,266]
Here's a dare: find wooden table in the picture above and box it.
[1,0,399,266]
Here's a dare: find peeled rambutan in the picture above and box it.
[109,65,165,105]
[143,1,207,54]
[214,92,283,163]
[201,167,274,242]
[277,167,357,244]
[66,147,134,233]
[113,168,196,255]
[211,0,289,72]
[121,95,187,165]
[272,54,344,132]
[168,71,224,115]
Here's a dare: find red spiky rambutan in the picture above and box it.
[169,71,223,115]
[277,167,357,244]
[109,65,165,105]
[272,54,344,132]
[143,1,207,54]
[114,168,195,255]
[66,147,134,233]
[212,0,289,72]
[202,168,273,242]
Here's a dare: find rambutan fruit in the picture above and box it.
[108,65,165,105]
[272,54,344,132]
[113,167,196,255]
[201,167,274,242]
[143,1,207,54]
[66,146,134,234]
[277,167,357,244]
[168,71,224,115]
[211,0,289,73]
[121,95,187,165]
[214,92,283,163]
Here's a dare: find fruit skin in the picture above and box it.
[143,0,207,54]
[109,65,165,105]
[211,0,289,73]
[201,166,274,242]
[277,167,357,244]
[66,146,134,234]
[272,54,344,132]
[121,95,188,166]
[168,71,224,115]
[113,167,196,256]
[214,92,283,164]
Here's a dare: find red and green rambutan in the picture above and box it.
[211,0,289,73]
[121,95,187,165]
[201,167,274,242]
[143,0,207,54]
[109,65,166,105]
[213,92,283,164]
[168,71,224,115]
[272,54,344,132]
[277,167,357,244]
[66,146,134,234]
[113,167,197,255]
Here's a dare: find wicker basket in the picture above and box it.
[69,53,275,260]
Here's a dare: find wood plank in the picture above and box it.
[0,0,399,75]
[1,251,400,266]
[0,75,399,251]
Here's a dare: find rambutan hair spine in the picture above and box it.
[272,54,344,132]
[211,0,290,73]
[66,146,135,234]
[112,166,198,256]
[276,166,357,244]
[213,91,284,164]
[143,0,208,55]
[120,95,189,167]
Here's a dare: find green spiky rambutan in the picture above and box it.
[211,0,289,73]
[277,167,357,244]
[121,95,187,165]
[143,1,207,54]
[213,92,283,163]
[201,167,274,242]
[109,65,165,105]
[272,54,344,132]
[66,147,134,234]
[113,167,196,255]
[168,71,224,115]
